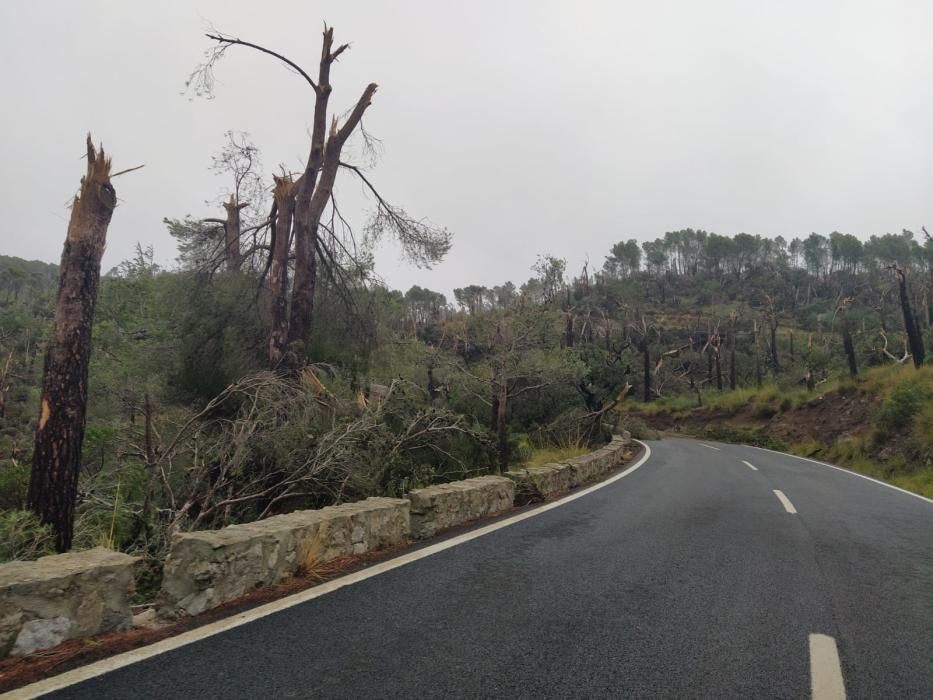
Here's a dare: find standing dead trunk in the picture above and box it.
[29,136,116,552]
[728,313,737,390]
[789,331,795,362]
[268,176,293,365]
[836,299,858,377]
[714,338,723,391]
[753,319,763,388]
[287,28,378,353]
[843,330,858,376]
[641,339,652,402]
[222,195,247,271]
[892,265,926,368]
[496,368,508,473]
[0,352,12,420]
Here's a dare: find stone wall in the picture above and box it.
[408,476,515,539]
[156,497,410,618]
[0,547,137,658]
[0,434,636,659]
[507,433,631,504]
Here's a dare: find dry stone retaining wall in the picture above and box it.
[0,547,137,658]
[0,434,634,658]
[408,476,515,539]
[507,433,631,503]
[156,497,410,618]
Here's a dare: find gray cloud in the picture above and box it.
[2,0,932,297]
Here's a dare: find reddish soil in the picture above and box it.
[641,386,872,446]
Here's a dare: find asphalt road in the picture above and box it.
[42,438,933,699]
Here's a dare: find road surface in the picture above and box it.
[32,438,933,699]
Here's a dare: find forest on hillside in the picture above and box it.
[3,219,933,564]
[3,27,933,566]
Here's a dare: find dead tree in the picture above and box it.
[728,311,738,390]
[889,263,925,368]
[834,296,858,376]
[201,131,263,272]
[192,27,449,365]
[631,316,653,402]
[877,330,911,364]
[268,174,293,365]
[29,136,118,552]
[804,335,816,390]
[753,318,763,388]
[764,294,781,373]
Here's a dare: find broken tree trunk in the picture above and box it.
[268,175,293,366]
[753,319,763,388]
[836,299,858,377]
[287,27,378,353]
[29,136,116,552]
[892,265,926,368]
[222,195,247,271]
[496,366,509,473]
[728,312,737,390]
[641,338,652,402]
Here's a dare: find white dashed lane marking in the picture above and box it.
[774,489,797,514]
[810,633,847,699]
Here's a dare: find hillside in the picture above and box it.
[2,224,933,561]
[626,362,933,498]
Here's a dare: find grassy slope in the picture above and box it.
[625,363,933,498]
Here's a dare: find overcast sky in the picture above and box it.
[2,0,933,295]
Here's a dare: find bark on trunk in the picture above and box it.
[714,346,723,391]
[839,308,858,377]
[753,320,763,388]
[894,267,926,368]
[287,27,378,354]
[728,317,737,390]
[268,176,293,365]
[222,195,246,271]
[642,339,652,402]
[29,136,116,552]
[496,370,508,473]
[769,325,780,373]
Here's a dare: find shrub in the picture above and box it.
[0,510,55,562]
[877,381,932,435]
[617,415,659,440]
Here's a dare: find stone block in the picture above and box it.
[505,462,573,503]
[0,547,137,658]
[157,497,409,618]
[408,476,514,539]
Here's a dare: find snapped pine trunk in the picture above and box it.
[222,195,246,271]
[268,176,294,365]
[29,136,116,552]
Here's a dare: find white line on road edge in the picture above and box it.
[700,443,721,451]
[749,445,933,505]
[742,460,758,471]
[810,633,847,699]
[2,444,654,700]
[774,489,797,514]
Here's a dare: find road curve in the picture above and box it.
[32,438,933,699]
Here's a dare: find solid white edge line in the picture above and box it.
[742,460,758,471]
[773,489,797,514]
[2,442,654,699]
[749,445,933,505]
[700,443,721,451]
[809,633,847,699]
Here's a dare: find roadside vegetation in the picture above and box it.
[629,363,933,498]
[2,27,933,564]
